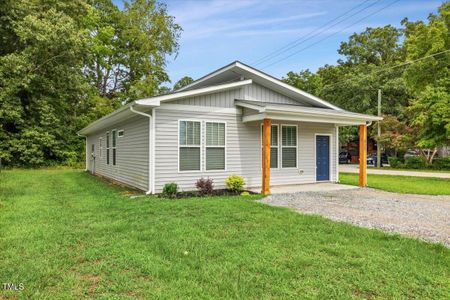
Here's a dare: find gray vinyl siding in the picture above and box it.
[154,107,337,193]
[171,83,311,107]
[86,115,149,191]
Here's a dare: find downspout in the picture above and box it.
[130,104,153,195]
[77,133,88,172]
[335,125,339,183]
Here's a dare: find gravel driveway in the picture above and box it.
[260,188,450,246]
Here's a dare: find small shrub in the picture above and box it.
[195,177,214,196]
[405,156,427,169]
[225,175,245,193]
[388,157,404,168]
[240,191,250,196]
[162,182,178,198]
[431,157,450,170]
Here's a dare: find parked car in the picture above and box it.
[404,149,420,159]
[367,153,388,166]
[339,151,352,164]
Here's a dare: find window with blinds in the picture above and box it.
[179,121,201,171]
[206,122,225,170]
[282,125,297,168]
[261,125,279,168]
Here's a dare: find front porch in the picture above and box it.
[235,100,382,195]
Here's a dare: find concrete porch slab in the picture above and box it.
[250,182,358,194]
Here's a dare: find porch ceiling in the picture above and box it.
[235,100,382,126]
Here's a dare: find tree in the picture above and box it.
[0,0,181,167]
[408,85,450,163]
[284,25,412,149]
[376,115,414,156]
[173,76,194,91]
[338,25,404,66]
[402,2,450,162]
[282,70,322,95]
[86,0,181,102]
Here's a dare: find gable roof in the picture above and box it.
[78,79,252,135]
[176,61,342,111]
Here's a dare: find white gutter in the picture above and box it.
[130,105,153,195]
[77,133,88,171]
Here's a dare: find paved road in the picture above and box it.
[340,164,450,179]
[260,188,450,246]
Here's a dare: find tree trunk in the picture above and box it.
[429,148,438,164]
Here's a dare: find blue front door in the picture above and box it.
[316,135,330,181]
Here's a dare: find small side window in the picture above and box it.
[118,130,124,137]
[112,130,117,166]
[106,132,110,165]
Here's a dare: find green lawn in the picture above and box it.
[1,170,449,299]
[340,172,450,195]
[370,167,450,173]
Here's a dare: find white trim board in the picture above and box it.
[136,79,252,106]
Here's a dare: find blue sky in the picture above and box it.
[115,0,442,86]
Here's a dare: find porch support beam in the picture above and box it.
[262,118,272,195]
[359,124,367,187]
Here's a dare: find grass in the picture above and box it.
[1,170,449,299]
[370,166,450,173]
[340,172,450,195]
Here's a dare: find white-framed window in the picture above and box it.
[179,120,201,171]
[118,130,124,137]
[112,129,117,166]
[106,132,110,165]
[99,137,103,158]
[206,122,226,170]
[281,125,297,168]
[261,124,279,169]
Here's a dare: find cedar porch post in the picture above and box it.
[262,118,272,195]
[359,124,367,187]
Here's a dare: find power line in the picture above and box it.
[321,49,450,89]
[252,0,379,66]
[260,0,401,70]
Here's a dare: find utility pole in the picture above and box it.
[377,89,381,168]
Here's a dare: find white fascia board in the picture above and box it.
[136,79,252,106]
[77,102,135,135]
[176,62,238,92]
[264,106,382,121]
[242,111,377,125]
[234,101,265,112]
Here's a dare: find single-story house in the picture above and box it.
[78,61,381,194]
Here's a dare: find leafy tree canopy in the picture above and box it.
[173,76,194,91]
[0,0,181,167]
[283,2,449,156]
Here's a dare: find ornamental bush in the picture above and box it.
[388,157,404,168]
[195,177,214,196]
[431,157,450,170]
[225,175,245,193]
[405,156,427,169]
[162,182,178,198]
